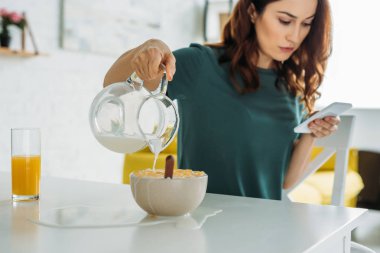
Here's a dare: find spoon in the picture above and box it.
[164,155,175,179]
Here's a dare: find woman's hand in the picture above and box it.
[284,115,340,189]
[131,39,176,81]
[308,116,340,138]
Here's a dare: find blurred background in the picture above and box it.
[0,0,379,203]
[1,0,379,250]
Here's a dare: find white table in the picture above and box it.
[0,172,367,253]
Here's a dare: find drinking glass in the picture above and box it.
[11,128,41,201]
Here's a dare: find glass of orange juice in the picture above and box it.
[11,128,41,201]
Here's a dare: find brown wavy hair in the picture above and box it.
[209,0,332,113]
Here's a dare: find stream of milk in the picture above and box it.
[147,137,162,171]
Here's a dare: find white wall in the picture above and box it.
[1,0,205,53]
[0,52,126,183]
[319,0,380,108]
[0,0,61,52]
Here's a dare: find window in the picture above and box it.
[319,0,380,108]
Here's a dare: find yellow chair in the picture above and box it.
[290,148,364,207]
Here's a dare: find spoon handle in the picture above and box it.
[164,155,175,179]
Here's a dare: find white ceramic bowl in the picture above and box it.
[130,173,208,216]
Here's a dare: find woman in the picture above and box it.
[104,0,339,200]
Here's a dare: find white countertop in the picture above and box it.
[0,172,367,253]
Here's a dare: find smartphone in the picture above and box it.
[294,102,352,133]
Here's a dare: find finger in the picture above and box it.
[320,128,331,137]
[308,122,322,132]
[310,129,323,138]
[134,47,161,80]
[311,122,336,135]
[135,61,145,80]
[313,125,337,138]
[132,54,149,80]
[147,47,165,80]
[163,53,176,81]
[147,56,162,80]
[325,116,341,125]
[313,119,333,130]
[311,128,329,138]
[329,125,338,133]
[142,58,153,80]
[317,118,340,132]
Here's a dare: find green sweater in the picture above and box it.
[167,43,304,200]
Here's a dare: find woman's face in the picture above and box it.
[250,0,318,68]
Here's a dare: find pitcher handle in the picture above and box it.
[158,64,169,95]
[127,64,169,95]
[126,72,144,90]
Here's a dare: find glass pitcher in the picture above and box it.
[89,69,179,154]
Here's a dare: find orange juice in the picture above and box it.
[12,156,41,196]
